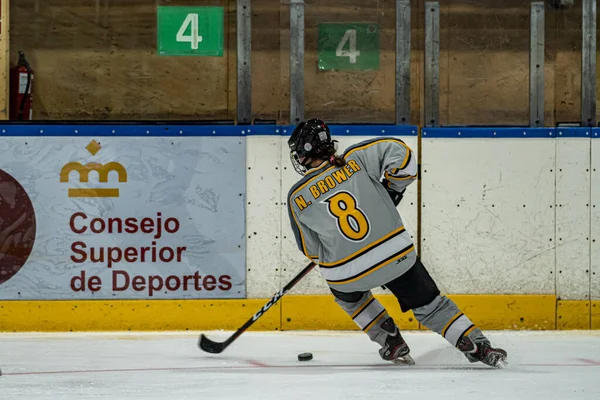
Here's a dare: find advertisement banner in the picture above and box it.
[0,136,246,299]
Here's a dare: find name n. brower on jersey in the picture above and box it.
[294,158,362,211]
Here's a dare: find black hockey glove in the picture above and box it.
[381,179,405,206]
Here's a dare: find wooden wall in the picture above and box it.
[8,0,595,125]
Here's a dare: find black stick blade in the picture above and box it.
[199,334,226,354]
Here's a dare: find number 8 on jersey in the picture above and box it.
[323,191,370,241]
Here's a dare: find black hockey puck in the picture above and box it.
[298,352,313,361]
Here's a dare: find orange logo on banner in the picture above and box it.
[60,140,127,198]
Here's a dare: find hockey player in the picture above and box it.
[286,118,508,368]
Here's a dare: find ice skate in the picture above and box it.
[378,326,414,365]
[459,336,507,368]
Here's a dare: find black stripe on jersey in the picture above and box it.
[320,227,406,269]
[352,297,375,321]
[326,244,415,284]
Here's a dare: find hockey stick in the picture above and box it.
[199,261,317,354]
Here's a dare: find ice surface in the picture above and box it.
[1,330,599,400]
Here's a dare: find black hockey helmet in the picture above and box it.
[288,118,337,175]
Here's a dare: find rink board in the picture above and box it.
[592,131,600,301]
[420,128,557,296]
[246,135,283,298]
[0,294,560,332]
[555,129,592,301]
[0,124,598,331]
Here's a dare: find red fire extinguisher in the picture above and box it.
[10,51,34,121]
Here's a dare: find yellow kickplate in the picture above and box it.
[0,295,563,332]
[281,295,418,331]
[557,301,591,330]
[592,301,600,329]
[0,300,280,332]
[419,295,556,330]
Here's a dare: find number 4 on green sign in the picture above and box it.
[157,6,223,57]
[317,23,379,71]
[336,29,360,64]
[177,14,203,50]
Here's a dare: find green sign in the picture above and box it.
[318,23,379,71]
[157,6,224,56]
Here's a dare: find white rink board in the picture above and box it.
[555,136,591,300]
[592,135,600,300]
[280,135,323,295]
[420,138,555,294]
[279,134,420,295]
[245,136,282,297]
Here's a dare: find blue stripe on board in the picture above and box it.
[0,124,418,137]
[556,128,593,138]
[278,124,418,137]
[422,127,555,138]
[5,124,590,138]
[593,128,600,138]
[0,124,279,136]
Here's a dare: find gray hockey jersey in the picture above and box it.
[287,137,418,293]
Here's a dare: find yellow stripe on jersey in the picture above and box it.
[462,325,477,339]
[398,141,412,169]
[304,160,329,176]
[319,226,406,268]
[442,312,464,337]
[364,310,388,333]
[289,138,410,199]
[384,172,417,181]
[326,245,415,286]
[351,295,374,319]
